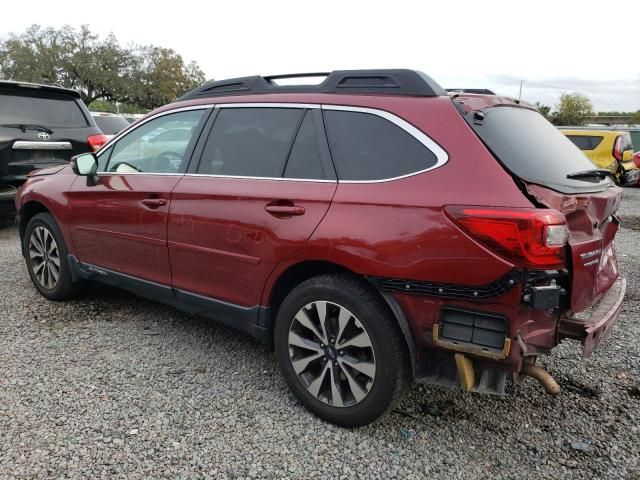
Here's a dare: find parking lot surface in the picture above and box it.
[1,190,639,480]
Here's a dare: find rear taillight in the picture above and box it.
[445,206,568,268]
[613,137,622,162]
[87,134,108,152]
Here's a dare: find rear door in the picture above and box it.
[168,105,337,307]
[0,88,99,188]
[67,108,208,285]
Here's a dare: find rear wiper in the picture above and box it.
[1,124,54,134]
[566,169,614,181]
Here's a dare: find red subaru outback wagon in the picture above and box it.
[16,70,626,427]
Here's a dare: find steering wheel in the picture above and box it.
[150,151,183,172]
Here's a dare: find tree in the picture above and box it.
[533,101,551,120]
[551,93,593,126]
[0,25,206,110]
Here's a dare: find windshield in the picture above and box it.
[93,115,129,135]
[463,106,613,194]
[0,92,89,128]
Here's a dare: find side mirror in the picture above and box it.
[70,153,99,185]
[71,153,98,175]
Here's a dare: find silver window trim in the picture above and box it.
[13,141,72,151]
[96,102,449,183]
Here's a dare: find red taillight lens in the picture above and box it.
[87,134,108,152]
[613,137,622,162]
[445,206,568,268]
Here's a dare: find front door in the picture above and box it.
[67,108,208,285]
[168,106,337,307]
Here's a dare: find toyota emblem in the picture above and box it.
[37,132,50,140]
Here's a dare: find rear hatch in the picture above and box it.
[454,96,622,312]
[0,83,101,188]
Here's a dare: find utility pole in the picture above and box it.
[518,80,524,100]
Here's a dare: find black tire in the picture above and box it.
[23,212,83,301]
[274,273,410,427]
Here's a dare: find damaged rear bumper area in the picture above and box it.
[559,276,626,358]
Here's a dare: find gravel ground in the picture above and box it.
[1,191,639,480]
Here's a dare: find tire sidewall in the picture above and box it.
[274,276,406,427]
[23,213,74,300]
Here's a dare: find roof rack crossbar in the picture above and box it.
[178,69,445,101]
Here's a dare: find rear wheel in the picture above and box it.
[24,213,82,300]
[274,274,410,427]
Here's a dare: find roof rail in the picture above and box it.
[178,69,445,101]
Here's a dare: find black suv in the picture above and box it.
[0,81,106,215]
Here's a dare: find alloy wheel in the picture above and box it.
[288,301,376,407]
[29,226,61,290]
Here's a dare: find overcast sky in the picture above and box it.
[2,0,639,111]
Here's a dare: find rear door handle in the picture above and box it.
[141,198,168,208]
[265,205,305,216]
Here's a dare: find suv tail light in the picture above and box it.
[445,206,568,268]
[87,134,108,152]
[613,136,622,162]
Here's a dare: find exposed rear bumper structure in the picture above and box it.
[558,276,626,358]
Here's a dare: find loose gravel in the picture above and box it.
[1,191,639,480]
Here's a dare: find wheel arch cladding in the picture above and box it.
[265,260,417,374]
[19,201,51,255]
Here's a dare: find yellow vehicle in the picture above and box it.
[561,129,640,186]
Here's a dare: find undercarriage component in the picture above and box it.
[520,363,560,395]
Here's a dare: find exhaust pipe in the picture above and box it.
[521,363,560,395]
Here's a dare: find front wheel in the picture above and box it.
[274,274,410,427]
[23,212,82,300]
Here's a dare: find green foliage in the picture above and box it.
[0,25,206,110]
[533,101,552,120]
[550,93,594,126]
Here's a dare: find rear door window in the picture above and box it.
[0,92,88,127]
[197,108,304,177]
[283,111,327,179]
[566,135,603,150]
[323,110,438,181]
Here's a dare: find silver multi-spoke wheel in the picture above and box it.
[28,226,61,290]
[288,301,376,408]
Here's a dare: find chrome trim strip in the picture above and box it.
[184,173,335,183]
[12,141,72,151]
[217,102,320,109]
[321,105,449,184]
[97,102,450,184]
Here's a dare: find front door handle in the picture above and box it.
[265,204,305,216]
[141,198,168,208]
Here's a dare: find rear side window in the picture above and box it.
[566,135,603,150]
[323,110,438,181]
[198,108,303,177]
[0,92,88,128]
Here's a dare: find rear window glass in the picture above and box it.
[565,135,603,150]
[92,115,129,135]
[464,107,613,193]
[0,92,88,128]
[324,110,438,181]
